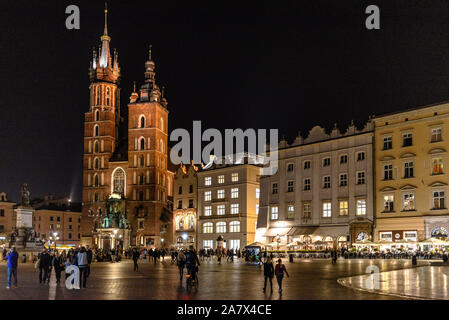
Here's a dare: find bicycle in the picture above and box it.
[186,266,199,291]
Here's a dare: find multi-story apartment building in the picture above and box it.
[173,162,199,248]
[373,102,449,242]
[33,203,82,247]
[197,157,261,250]
[257,122,374,247]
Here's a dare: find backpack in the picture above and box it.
[178,251,186,262]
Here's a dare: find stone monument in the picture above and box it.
[9,183,43,259]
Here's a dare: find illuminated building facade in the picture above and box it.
[173,163,199,248]
[257,122,374,248]
[80,7,174,249]
[373,102,449,242]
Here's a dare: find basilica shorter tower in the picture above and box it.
[80,6,174,249]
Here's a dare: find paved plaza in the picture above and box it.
[0,258,440,300]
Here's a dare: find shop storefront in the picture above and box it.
[374,217,425,242]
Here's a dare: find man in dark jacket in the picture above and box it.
[86,246,93,277]
[38,248,52,284]
[132,248,140,271]
[263,256,274,293]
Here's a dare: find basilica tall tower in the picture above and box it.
[81,6,121,246]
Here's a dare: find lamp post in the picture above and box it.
[53,232,59,250]
[113,229,118,249]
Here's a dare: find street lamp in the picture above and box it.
[53,232,59,250]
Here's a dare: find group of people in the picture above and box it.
[35,246,93,288]
[1,246,94,290]
[262,257,290,294]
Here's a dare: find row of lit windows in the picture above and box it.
[33,216,80,223]
[202,239,241,250]
[204,203,240,216]
[202,221,241,233]
[382,157,444,180]
[204,188,239,201]
[382,190,446,212]
[381,127,442,150]
[272,172,366,194]
[270,199,367,220]
[204,173,239,186]
[285,152,366,173]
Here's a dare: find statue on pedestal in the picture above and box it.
[21,183,31,207]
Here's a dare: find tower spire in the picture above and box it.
[99,2,111,68]
[103,2,108,36]
[148,44,152,61]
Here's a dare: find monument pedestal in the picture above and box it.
[9,206,43,260]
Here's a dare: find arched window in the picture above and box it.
[112,168,126,195]
[203,222,213,233]
[140,115,145,128]
[229,221,240,233]
[140,137,145,150]
[96,86,100,105]
[177,218,184,231]
[188,215,195,230]
[94,141,99,153]
[177,237,183,244]
[140,155,145,167]
[94,174,99,187]
[95,110,100,121]
[139,191,144,201]
[106,87,110,106]
[94,158,99,169]
[94,192,98,202]
[188,236,194,243]
[216,222,226,233]
[94,125,99,137]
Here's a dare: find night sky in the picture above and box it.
[2,0,449,202]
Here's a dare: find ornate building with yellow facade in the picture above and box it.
[173,163,199,248]
[374,102,449,242]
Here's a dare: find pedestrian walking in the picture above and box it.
[52,251,64,284]
[4,247,18,289]
[77,247,88,288]
[177,250,186,280]
[331,249,338,265]
[86,246,93,277]
[38,248,52,284]
[263,256,274,293]
[132,248,140,271]
[274,259,289,294]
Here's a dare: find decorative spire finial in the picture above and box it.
[133,81,136,92]
[149,44,152,61]
[104,2,108,36]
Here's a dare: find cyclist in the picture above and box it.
[185,246,200,283]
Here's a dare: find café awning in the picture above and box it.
[287,226,318,236]
[264,227,291,237]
